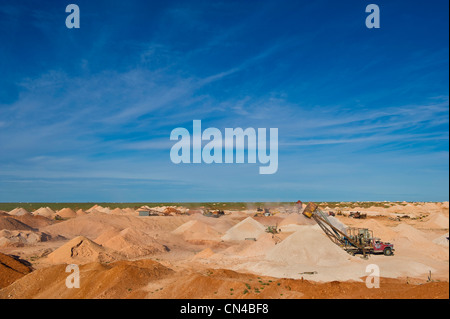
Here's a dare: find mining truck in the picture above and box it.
[203,210,224,218]
[302,202,394,257]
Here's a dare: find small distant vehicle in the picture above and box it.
[203,210,224,218]
[254,208,272,217]
[349,211,367,219]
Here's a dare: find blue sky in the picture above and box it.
[0,0,448,202]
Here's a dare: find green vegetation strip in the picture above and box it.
[0,201,429,212]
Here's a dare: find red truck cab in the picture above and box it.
[372,238,394,256]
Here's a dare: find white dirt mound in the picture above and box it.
[422,213,449,229]
[88,209,105,215]
[279,214,314,227]
[360,219,398,241]
[265,226,352,266]
[191,214,237,232]
[46,236,119,264]
[32,207,55,218]
[221,217,266,241]
[86,204,102,213]
[0,230,51,247]
[56,208,77,219]
[87,205,111,214]
[433,233,449,247]
[392,224,429,243]
[172,220,221,242]
[8,208,31,216]
[239,233,277,257]
[96,228,167,258]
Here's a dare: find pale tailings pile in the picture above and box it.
[239,233,277,257]
[172,220,221,242]
[0,229,51,247]
[360,219,398,241]
[392,224,430,243]
[191,213,237,233]
[221,217,266,241]
[392,224,449,260]
[8,208,31,216]
[433,233,449,247]
[87,206,111,214]
[193,248,216,260]
[41,215,119,240]
[56,208,77,219]
[279,213,314,227]
[95,227,168,258]
[33,207,56,218]
[46,236,119,264]
[265,226,352,267]
[421,213,449,229]
[86,204,103,213]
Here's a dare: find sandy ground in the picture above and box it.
[0,202,448,299]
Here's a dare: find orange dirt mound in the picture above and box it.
[148,269,449,299]
[0,259,173,299]
[76,209,87,216]
[41,215,119,239]
[110,208,124,215]
[193,248,216,259]
[0,216,35,231]
[96,228,168,258]
[0,230,52,247]
[46,236,120,264]
[0,252,32,289]
[12,214,53,229]
[421,213,449,229]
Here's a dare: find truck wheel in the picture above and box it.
[384,248,393,256]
